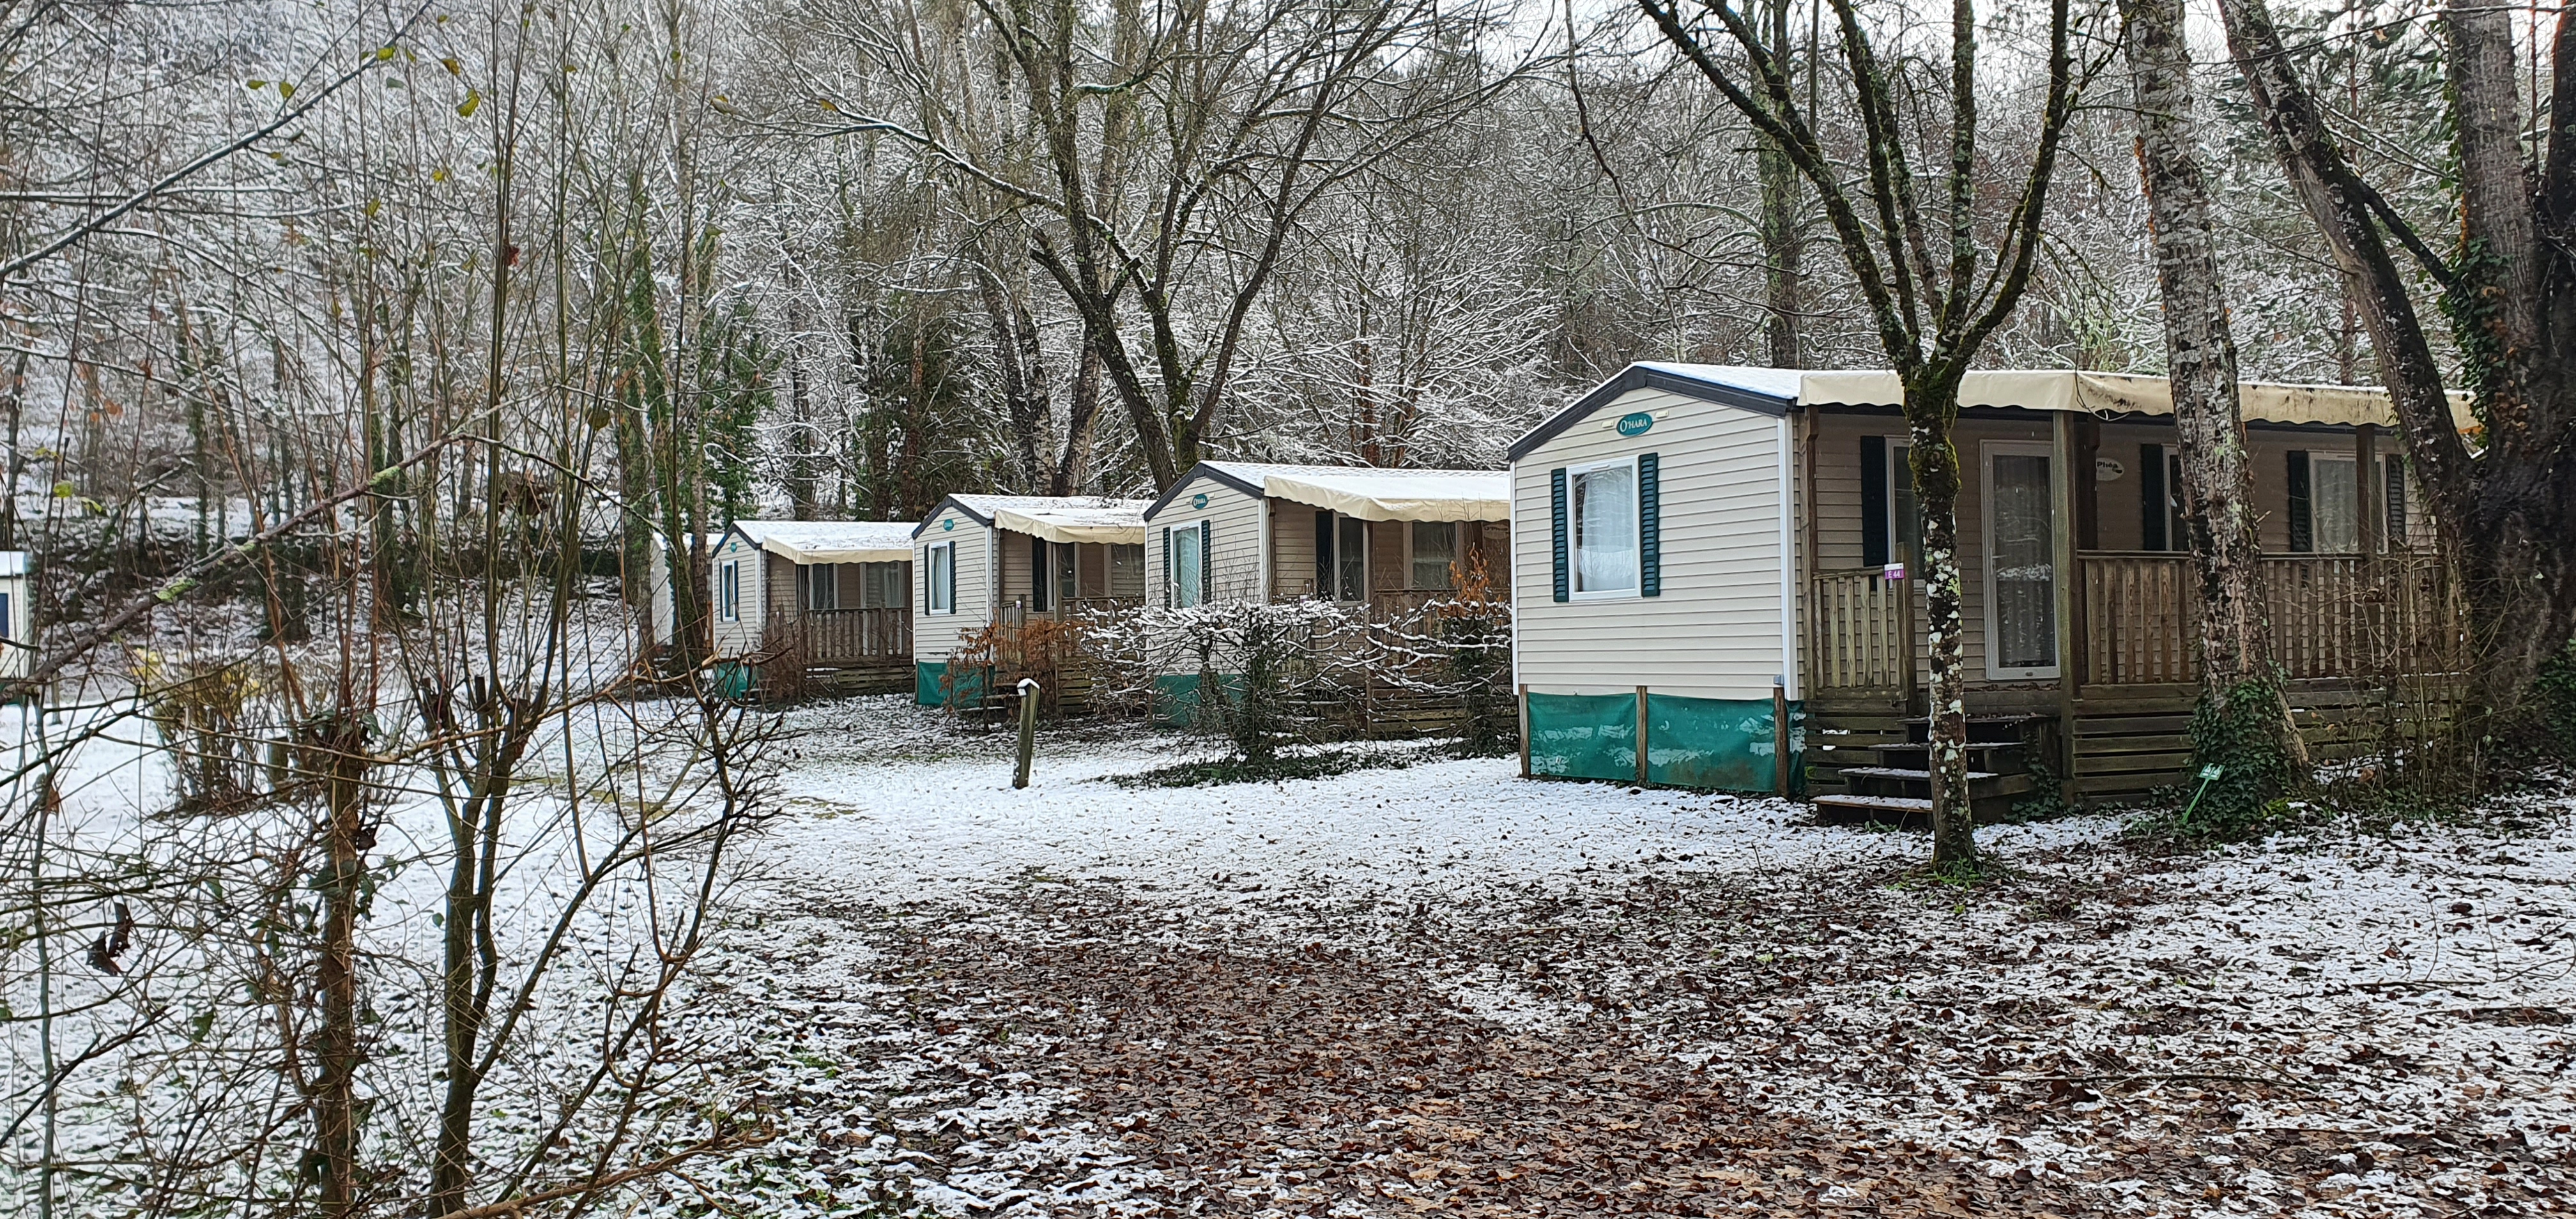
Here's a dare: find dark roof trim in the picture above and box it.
[1141,462,1264,521]
[910,494,993,539]
[1811,401,2384,434]
[1506,365,1791,463]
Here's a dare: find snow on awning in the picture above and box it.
[1793,369,2474,429]
[733,521,917,564]
[1255,470,1510,523]
[944,494,1152,544]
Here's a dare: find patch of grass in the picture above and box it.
[1109,744,1436,788]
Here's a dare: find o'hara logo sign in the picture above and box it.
[1191,493,1209,509]
[1616,411,1656,438]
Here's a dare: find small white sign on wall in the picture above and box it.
[2095,457,2126,482]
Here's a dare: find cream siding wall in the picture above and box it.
[710,532,769,656]
[1147,477,1266,604]
[1270,500,1321,598]
[1513,387,1792,701]
[912,505,993,662]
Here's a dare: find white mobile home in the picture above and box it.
[1140,462,1511,609]
[912,494,1149,703]
[0,551,27,682]
[708,521,916,656]
[1510,362,2461,806]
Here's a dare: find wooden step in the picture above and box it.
[1900,714,2040,745]
[1843,765,2038,798]
[1813,793,1932,827]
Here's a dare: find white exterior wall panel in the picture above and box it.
[1146,477,1266,605]
[912,504,993,663]
[1512,387,1792,702]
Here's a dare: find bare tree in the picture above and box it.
[2117,0,2297,817]
[1639,0,2099,872]
[2215,0,2576,754]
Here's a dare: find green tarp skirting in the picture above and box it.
[1525,691,1804,795]
[1152,673,1243,727]
[917,661,990,708]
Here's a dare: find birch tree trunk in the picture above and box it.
[2120,0,2299,812]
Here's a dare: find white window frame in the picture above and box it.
[1169,520,1206,608]
[1567,455,1642,602]
[1882,435,1919,567]
[1408,519,1458,591]
[2308,452,2362,555]
[1981,440,2060,682]
[925,541,956,615]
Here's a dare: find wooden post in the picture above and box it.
[1774,681,1791,796]
[1013,677,1039,787]
[1634,685,1650,786]
[1517,684,1532,778]
[2051,411,2082,805]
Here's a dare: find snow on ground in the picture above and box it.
[675,696,2576,1217]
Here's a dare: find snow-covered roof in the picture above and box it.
[0,551,23,578]
[729,519,916,564]
[927,495,1151,545]
[1162,462,1509,523]
[1511,363,2476,462]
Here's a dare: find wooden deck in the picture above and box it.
[1806,551,2467,803]
[753,607,914,700]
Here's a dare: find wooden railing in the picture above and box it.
[2081,553,2197,685]
[772,607,910,665]
[1811,567,1912,691]
[1809,552,2465,691]
[2077,551,2462,686]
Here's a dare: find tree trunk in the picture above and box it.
[2121,0,2299,800]
[1757,0,1804,369]
[307,714,371,1215]
[2219,0,2576,752]
[1902,372,1976,872]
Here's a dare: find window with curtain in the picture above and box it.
[1108,544,1143,596]
[2310,455,2359,553]
[1411,521,1457,590]
[1336,516,1366,601]
[1572,463,1638,595]
[803,563,839,611]
[1171,523,1204,607]
[926,543,954,614]
[719,562,740,621]
[861,562,905,608]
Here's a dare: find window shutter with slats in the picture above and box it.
[1199,521,1213,603]
[2287,450,2313,553]
[1859,435,1889,569]
[1549,468,1569,602]
[2140,443,2167,551]
[1160,527,1172,607]
[1639,452,1662,597]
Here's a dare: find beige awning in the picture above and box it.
[1259,471,1510,523]
[736,521,916,564]
[989,507,1147,545]
[1796,369,2474,429]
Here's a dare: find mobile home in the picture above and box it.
[1141,461,1511,609]
[703,521,916,691]
[1508,363,2460,808]
[912,494,1150,703]
[0,551,27,682]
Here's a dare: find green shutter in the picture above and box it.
[2287,450,2312,553]
[1199,520,1213,602]
[1859,435,1888,569]
[1639,452,1662,597]
[2140,443,2167,552]
[1160,527,1172,607]
[1550,468,1569,602]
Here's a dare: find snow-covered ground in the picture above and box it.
[679,696,2576,1217]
